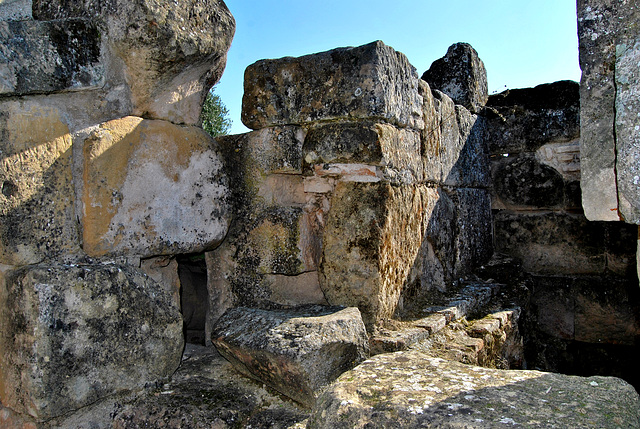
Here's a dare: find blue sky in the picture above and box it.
[215,1,581,135]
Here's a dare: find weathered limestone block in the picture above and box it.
[492,153,573,209]
[484,80,580,155]
[320,182,438,328]
[308,351,640,428]
[211,306,369,408]
[82,116,230,258]
[303,121,423,184]
[615,37,640,223]
[33,0,235,125]
[242,41,424,130]
[493,211,639,276]
[535,139,581,182]
[0,263,183,420]
[422,90,489,188]
[0,19,103,96]
[578,0,639,221]
[0,104,79,266]
[0,0,31,21]
[450,188,493,275]
[421,42,488,113]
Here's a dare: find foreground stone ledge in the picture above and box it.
[308,351,640,428]
[0,263,183,420]
[211,305,369,408]
[242,40,424,130]
[82,116,230,258]
[0,18,104,96]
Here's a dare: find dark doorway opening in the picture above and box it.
[177,253,209,345]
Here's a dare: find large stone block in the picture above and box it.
[242,41,424,130]
[421,42,488,113]
[320,182,438,328]
[484,80,580,156]
[422,90,489,188]
[303,121,422,184]
[493,211,639,276]
[578,0,639,222]
[32,0,236,125]
[0,104,79,266]
[0,263,183,420]
[211,306,369,408]
[82,116,230,258]
[615,37,640,223]
[0,19,104,96]
[308,351,640,428]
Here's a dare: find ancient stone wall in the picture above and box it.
[0,0,235,424]
[206,41,493,331]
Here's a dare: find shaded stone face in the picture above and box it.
[422,42,488,114]
[242,41,424,130]
[0,263,183,420]
[82,116,231,258]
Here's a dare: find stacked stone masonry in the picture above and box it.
[1,0,640,426]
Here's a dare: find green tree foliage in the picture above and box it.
[200,86,232,137]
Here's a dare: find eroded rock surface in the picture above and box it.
[211,306,369,408]
[308,351,640,428]
[0,263,183,420]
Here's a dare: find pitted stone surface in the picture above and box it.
[422,43,488,114]
[211,306,369,408]
[0,263,183,420]
[0,19,103,96]
[308,351,640,428]
[82,116,230,258]
[242,41,424,130]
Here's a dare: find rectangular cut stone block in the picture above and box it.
[578,0,638,221]
[242,41,424,130]
[211,306,369,408]
[422,90,489,188]
[0,19,104,95]
[304,122,423,184]
[615,37,640,224]
[320,182,439,328]
[82,116,230,258]
[0,104,79,265]
[0,264,183,420]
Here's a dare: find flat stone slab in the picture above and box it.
[308,351,640,428]
[211,305,369,408]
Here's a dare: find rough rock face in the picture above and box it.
[308,351,640,428]
[0,263,183,421]
[32,0,236,125]
[82,116,230,258]
[0,104,79,266]
[320,183,438,328]
[577,0,640,223]
[422,42,488,114]
[242,41,424,130]
[211,306,369,408]
[0,0,31,20]
[0,19,103,95]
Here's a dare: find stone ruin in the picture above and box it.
[1,0,639,427]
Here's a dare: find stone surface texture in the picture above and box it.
[82,116,230,258]
[578,0,640,223]
[31,0,236,125]
[211,306,369,408]
[0,19,103,95]
[242,41,424,130]
[422,42,488,114]
[307,351,640,429]
[0,0,32,20]
[0,263,183,421]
